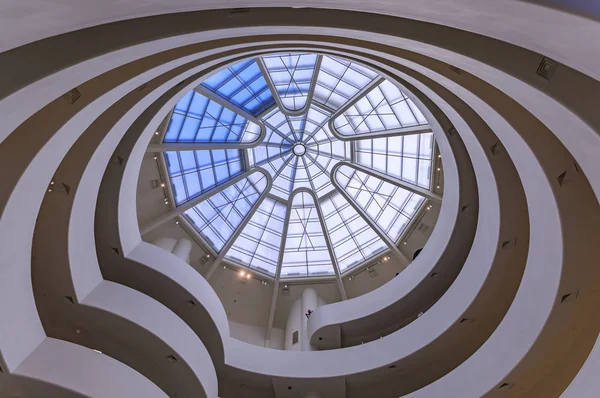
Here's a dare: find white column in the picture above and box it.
[172,238,193,264]
[151,237,176,253]
[301,287,319,352]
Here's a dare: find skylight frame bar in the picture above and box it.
[322,192,387,274]
[331,163,409,266]
[313,55,379,111]
[204,171,273,280]
[225,197,285,275]
[352,134,439,198]
[257,54,322,117]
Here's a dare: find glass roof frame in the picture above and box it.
[151,52,441,284]
[328,77,433,141]
[257,53,323,116]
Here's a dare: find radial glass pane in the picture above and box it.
[164,149,244,205]
[313,56,379,110]
[250,105,350,200]
[183,171,268,252]
[164,90,258,143]
[162,53,440,279]
[225,197,287,276]
[354,132,434,189]
[202,59,275,116]
[281,192,335,278]
[321,192,387,273]
[262,53,318,111]
[335,165,426,243]
[333,80,428,136]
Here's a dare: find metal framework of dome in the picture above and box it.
[160,53,439,280]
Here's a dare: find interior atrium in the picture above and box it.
[0,2,599,398]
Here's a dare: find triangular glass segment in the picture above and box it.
[281,192,335,278]
[262,53,318,112]
[334,165,425,243]
[164,90,260,143]
[202,59,275,116]
[354,133,434,189]
[321,191,387,273]
[164,150,244,205]
[333,80,428,137]
[258,106,351,201]
[225,197,287,276]
[183,171,268,252]
[162,53,441,277]
[313,55,379,110]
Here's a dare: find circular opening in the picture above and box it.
[292,143,306,156]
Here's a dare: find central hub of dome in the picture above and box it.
[293,143,306,156]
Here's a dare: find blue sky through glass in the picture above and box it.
[165,150,244,205]
[164,91,254,143]
[161,53,438,277]
[202,59,275,116]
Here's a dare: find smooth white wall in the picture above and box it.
[152,237,176,253]
[301,288,319,352]
[228,320,285,350]
[172,238,192,264]
[285,298,302,351]
[285,288,322,351]
[151,237,192,264]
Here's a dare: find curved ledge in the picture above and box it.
[0,6,599,398]
[9,338,166,398]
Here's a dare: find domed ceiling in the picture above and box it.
[160,53,438,279]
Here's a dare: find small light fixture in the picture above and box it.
[438,154,441,158]
[165,200,169,205]
[50,181,55,185]
[175,220,179,225]
[437,168,441,171]
[239,270,246,277]
[48,188,52,192]
[207,254,210,258]
[160,183,165,188]
[404,241,407,245]
[246,273,251,279]
[284,284,288,288]
[92,349,102,354]
[437,185,440,189]
[223,265,226,269]
[155,131,159,136]
[153,156,157,160]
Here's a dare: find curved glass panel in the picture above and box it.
[333,80,428,136]
[262,53,318,111]
[183,171,268,252]
[335,165,425,243]
[161,53,440,278]
[164,150,243,205]
[202,59,275,116]
[225,197,287,276]
[281,192,335,278]
[164,91,258,143]
[313,55,379,110]
[321,192,387,273]
[355,133,434,189]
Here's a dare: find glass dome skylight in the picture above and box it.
[160,53,437,279]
